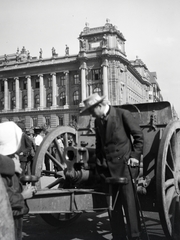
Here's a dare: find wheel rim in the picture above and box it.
[32,126,77,188]
[31,126,81,226]
[157,120,180,240]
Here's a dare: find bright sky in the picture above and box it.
[0,0,180,116]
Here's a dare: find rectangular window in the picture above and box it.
[73,74,79,84]
[12,81,15,91]
[32,117,38,127]
[60,76,65,86]
[48,77,52,88]
[0,82,4,92]
[92,69,101,81]
[23,80,27,90]
[45,116,50,127]
[35,79,40,88]
[59,116,64,126]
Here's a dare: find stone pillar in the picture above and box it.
[89,84,93,95]
[64,71,69,108]
[51,72,57,108]
[15,77,20,110]
[3,78,8,111]
[79,62,87,106]
[26,75,32,109]
[39,74,44,109]
[102,59,108,98]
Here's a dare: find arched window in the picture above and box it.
[22,95,27,109]
[47,93,52,107]
[93,87,102,96]
[73,91,79,105]
[59,92,66,106]
[11,96,16,110]
[35,94,40,108]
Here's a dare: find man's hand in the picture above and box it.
[127,158,139,167]
[21,183,37,199]
[12,154,22,174]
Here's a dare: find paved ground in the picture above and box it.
[22,176,167,240]
[22,210,166,240]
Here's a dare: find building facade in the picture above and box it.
[0,20,162,130]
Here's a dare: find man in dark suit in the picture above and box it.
[80,93,143,240]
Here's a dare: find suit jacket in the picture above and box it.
[17,133,33,162]
[95,106,143,178]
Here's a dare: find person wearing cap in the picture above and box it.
[16,122,34,176]
[0,121,36,240]
[80,93,143,240]
[26,129,36,174]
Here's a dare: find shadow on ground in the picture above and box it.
[23,211,166,240]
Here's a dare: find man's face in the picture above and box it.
[89,104,103,118]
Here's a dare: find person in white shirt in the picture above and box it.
[34,130,43,147]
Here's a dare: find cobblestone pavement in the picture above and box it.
[22,211,166,240]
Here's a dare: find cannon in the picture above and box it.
[26,101,180,240]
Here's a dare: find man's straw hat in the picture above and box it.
[80,93,106,115]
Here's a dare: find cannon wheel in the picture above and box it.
[156,120,180,240]
[32,126,81,227]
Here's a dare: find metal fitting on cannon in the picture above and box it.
[63,145,90,183]
[63,146,89,170]
[137,176,151,194]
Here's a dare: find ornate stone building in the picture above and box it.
[0,20,162,130]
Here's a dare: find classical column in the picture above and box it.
[39,74,44,109]
[89,84,93,96]
[3,78,8,111]
[15,77,20,110]
[51,72,57,108]
[102,59,108,98]
[64,71,69,108]
[79,62,87,106]
[26,75,32,109]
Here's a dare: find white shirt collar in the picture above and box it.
[103,104,110,116]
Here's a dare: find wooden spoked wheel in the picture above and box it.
[156,120,180,240]
[32,126,81,227]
